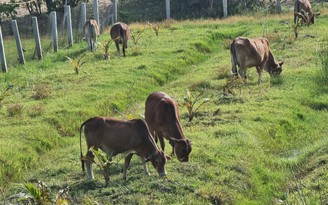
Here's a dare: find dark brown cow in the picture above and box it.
[230,37,283,84]
[294,0,314,25]
[110,22,130,57]
[145,91,192,162]
[79,117,168,183]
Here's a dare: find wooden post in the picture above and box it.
[0,27,8,72]
[32,17,42,60]
[50,11,58,52]
[94,0,100,26]
[11,20,25,64]
[65,5,73,47]
[81,2,87,28]
[222,0,227,18]
[166,0,170,19]
[113,0,117,23]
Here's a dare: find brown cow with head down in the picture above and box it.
[294,0,315,25]
[145,91,192,162]
[230,37,283,84]
[79,117,168,184]
[110,22,130,57]
[83,19,100,52]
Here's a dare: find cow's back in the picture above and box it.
[145,92,179,133]
[233,37,269,68]
[83,117,151,155]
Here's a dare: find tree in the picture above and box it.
[0,1,19,23]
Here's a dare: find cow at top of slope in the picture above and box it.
[145,91,192,162]
[80,117,168,185]
[110,22,130,57]
[230,37,283,84]
[294,0,315,25]
[83,19,100,52]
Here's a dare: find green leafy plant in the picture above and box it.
[7,181,68,205]
[102,39,114,60]
[223,76,242,96]
[88,146,112,186]
[131,29,146,47]
[66,55,86,74]
[179,89,209,122]
[148,22,161,36]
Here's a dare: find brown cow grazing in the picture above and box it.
[294,0,314,25]
[145,91,192,162]
[83,19,100,52]
[110,22,130,57]
[230,37,283,84]
[79,117,168,184]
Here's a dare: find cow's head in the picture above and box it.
[171,138,192,162]
[270,61,283,77]
[145,150,168,177]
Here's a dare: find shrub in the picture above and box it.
[7,103,24,117]
[33,84,52,100]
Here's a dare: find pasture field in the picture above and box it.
[1,7,328,204]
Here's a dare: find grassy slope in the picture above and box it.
[1,8,328,204]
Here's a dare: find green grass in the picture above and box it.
[1,7,328,204]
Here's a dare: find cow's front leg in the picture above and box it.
[169,139,175,156]
[122,153,134,180]
[85,150,95,180]
[157,132,165,152]
[141,157,150,176]
[256,66,262,84]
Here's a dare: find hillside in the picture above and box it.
[0,5,328,205]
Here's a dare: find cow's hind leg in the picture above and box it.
[85,150,95,180]
[115,42,120,57]
[157,131,165,152]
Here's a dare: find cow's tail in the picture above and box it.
[120,27,127,49]
[80,120,87,172]
[230,39,238,76]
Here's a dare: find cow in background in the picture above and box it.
[110,22,130,57]
[230,37,283,84]
[83,19,100,52]
[294,0,315,25]
[145,91,192,162]
[79,117,168,184]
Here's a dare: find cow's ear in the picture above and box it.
[279,61,284,67]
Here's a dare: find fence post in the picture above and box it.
[50,11,58,52]
[113,0,117,23]
[222,0,227,18]
[81,2,87,28]
[94,0,100,25]
[32,17,42,60]
[11,20,25,64]
[0,27,8,72]
[277,0,282,13]
[166,0,170,19]
[65,5,73,47]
